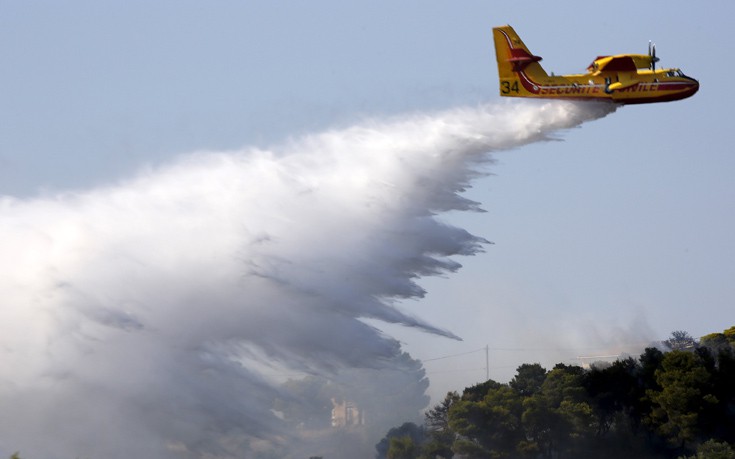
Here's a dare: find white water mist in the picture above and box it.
[0,100,615,458]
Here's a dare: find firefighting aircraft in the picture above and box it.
[493,25,698,104]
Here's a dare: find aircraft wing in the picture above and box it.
[588,54,654,73]
[589,55,638,74]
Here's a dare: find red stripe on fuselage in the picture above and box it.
[517,70,541,94]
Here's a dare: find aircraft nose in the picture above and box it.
[684,77,699,98]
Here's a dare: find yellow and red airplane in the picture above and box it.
[493,25,698,104]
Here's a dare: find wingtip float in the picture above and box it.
[492,25,699,105]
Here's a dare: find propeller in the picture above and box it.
[648,41,659,71]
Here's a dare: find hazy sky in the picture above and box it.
[1,0,731,407]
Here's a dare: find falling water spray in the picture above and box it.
[0,100,615,458]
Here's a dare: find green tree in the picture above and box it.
[510,363,547,397]
[420,440,454,459]
[696,325,735,446]
[520,392,557,458]
[423,392,459,458]
[709,346,735,444]
[521,364,594,458]
[425,391,459,432]
[449,384,523,458]
[647,351,716,450]
[376,422,425,459]
[723,326,735,345]
[584,357,638,436]
[461,379,502,402]
[700,333,731,355]
[636,347,666,439]
[680,439,735,459]
[388,436,419,459]
[581,356,662,457]
[377,327,735,459]
[665,330,698,351]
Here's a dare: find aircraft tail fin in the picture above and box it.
[492,25,549,96]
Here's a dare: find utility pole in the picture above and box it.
[485,345,489,381]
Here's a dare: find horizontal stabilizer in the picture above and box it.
[508,48,543,71]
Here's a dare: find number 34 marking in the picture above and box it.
[501,81,520,94]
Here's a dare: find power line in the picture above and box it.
[425,364,521,376]
[421,347,486,362]
[426,367,487,375]
[420,342,655,362]
[418,341,660,382]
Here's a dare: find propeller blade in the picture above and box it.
[649,41,659,72]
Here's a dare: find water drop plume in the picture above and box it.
[0,100,615,458]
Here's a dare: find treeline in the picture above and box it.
[377,327,735,459]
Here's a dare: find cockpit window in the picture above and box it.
[666,69,686,77]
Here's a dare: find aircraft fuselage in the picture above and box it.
[506,68,699,105]
[493,25,699,105]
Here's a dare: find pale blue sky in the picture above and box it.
[1,1,731,401]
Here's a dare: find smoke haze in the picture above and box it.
[0,100,615,458]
